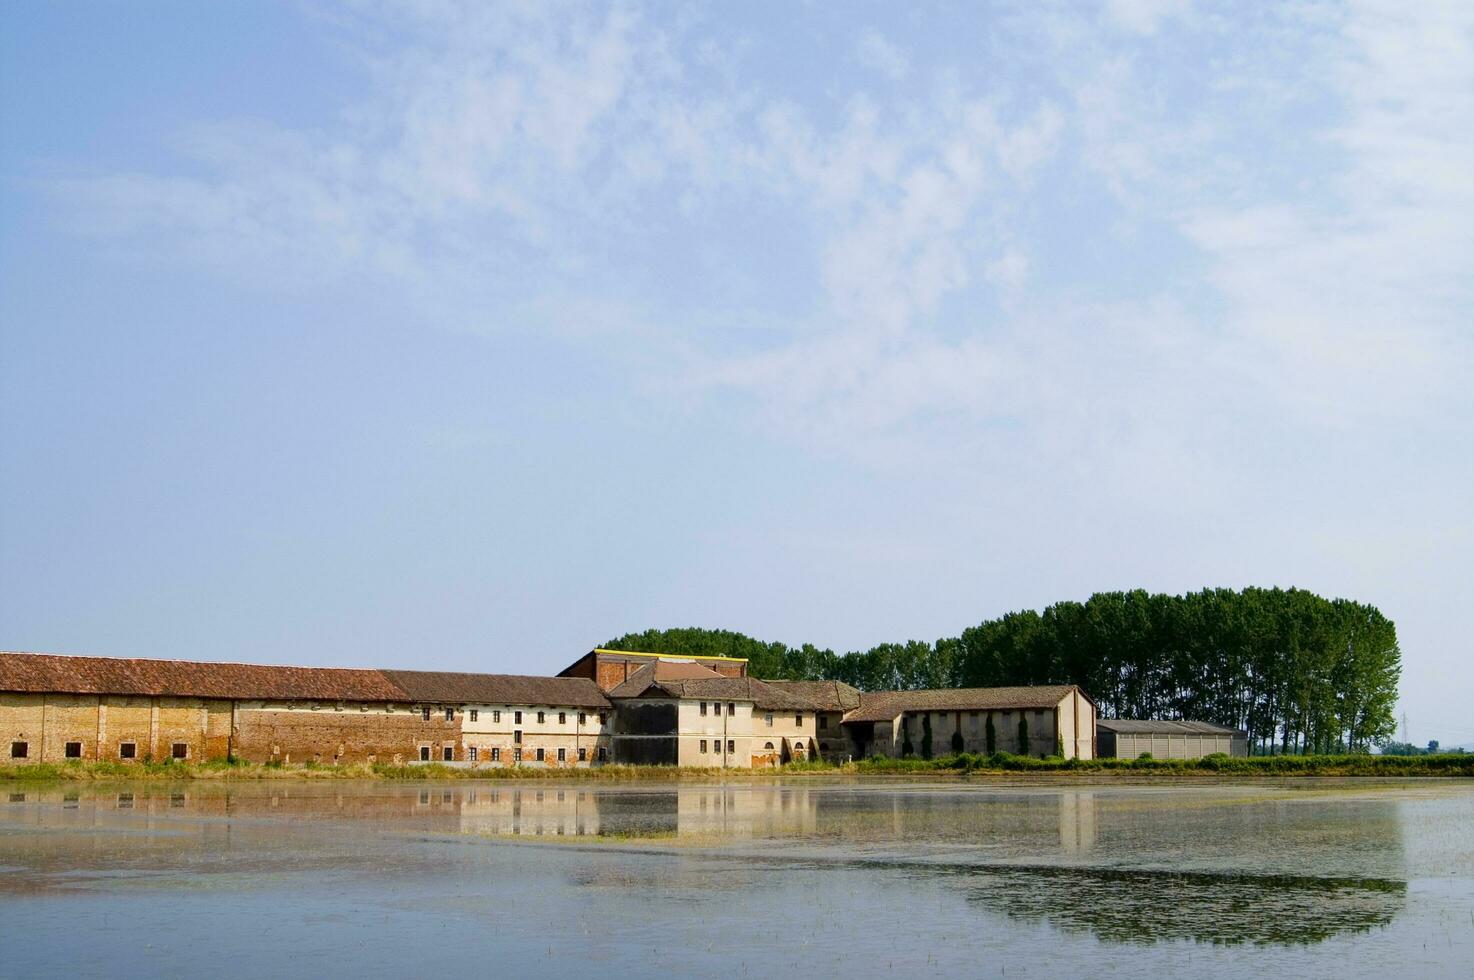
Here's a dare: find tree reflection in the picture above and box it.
[964,863,1404,945]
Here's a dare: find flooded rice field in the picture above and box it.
[2,778,1472,978]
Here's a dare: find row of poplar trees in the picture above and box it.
[603,587,1402,755]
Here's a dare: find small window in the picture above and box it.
[700,701,708,716]
[469,746,478,762]
[764,742,774,750]
[445,707,455,721]
[578,747,587,762]
[491,748,500,762]
[514,748,522,762]
[422,706,431,721]
[598,747,607,761]
[492,709,501,723]
[470,709,478,722]
[514,710,523,724]
[727,740,735,754]
[537,711,545,724]
[119,742,137,760]
[599,711,608,725]
[557,748,566,762]
[443,746,454,761]
[727,703,735,716]
[64,741,82,759]
[819,716,829,730]
[514,730,523,744]
[535,748,545,762]
[420,746,431,762]
[578,712,586,725]
[171,743,188,760]
[795,713,803,725]
[10,741,27,759]
[700,739,708,753]
[765,713,773,727]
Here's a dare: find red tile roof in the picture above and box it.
[841,686,1087,723]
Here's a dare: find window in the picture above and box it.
[470,709,478,722]
[727,703,735,716]
[535,748,545,762]
[171,743,188,760]
[727,740,735,754]
[795,713,803,725]
[514,748,522,762]
[559,712,566,725]
[598,747,608,761]
[557,748,566,762]
[493,710,501,723]
[514,710,523,724]
[443,746,454,761]
[819,716,829,730]
[578,747,587,762]
[599,712,608,725]
[119,742,137,759]
[578,712,586,725]
[765,713,773,727]
[422,706,431,721]
[445,707,455,721]
[700,739,708,753]
[514,730,523,744]
[418,746,430,761]
[700,701,708,716]
[10,741,27,759]
[764,742,774,750]
[491,748,500,762]
[64,741,82,759]
[820,742,830,751]
[537,711,545,724]
[469,746,478,762]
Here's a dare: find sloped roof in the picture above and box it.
[764,679,862,712]
[377,670,609,708]
[0,652,610,707]
[0,651,404,702]
[1097,718,1243,736]
[605,665,822,711]
[842,685,1086,723]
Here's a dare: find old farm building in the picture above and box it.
[2,649,1112,767]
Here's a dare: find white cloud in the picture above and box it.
[855,28,910,81]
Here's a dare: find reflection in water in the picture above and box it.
[0,780,1429,953]
[963,863,1404,946]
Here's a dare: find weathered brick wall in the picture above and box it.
[41,694,101,760]
[103,696,157,760]
[231,704,461,764]
[596,660,632,690]
[1,692,46,760]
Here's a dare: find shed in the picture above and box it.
[1096,719,1248,759]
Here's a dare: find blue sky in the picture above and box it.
[2,1,1471,744]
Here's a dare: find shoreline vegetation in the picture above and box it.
[4,752,1472,782]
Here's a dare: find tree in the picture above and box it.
[985,713,996,754]
[921,713,933,760]
[1017,715,1029,755]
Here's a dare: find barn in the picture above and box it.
[1096,718,1248,758]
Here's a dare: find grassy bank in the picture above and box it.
[847,751,1474,777]
[4,751,1474,781]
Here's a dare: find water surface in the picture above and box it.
[2,778,1471,977]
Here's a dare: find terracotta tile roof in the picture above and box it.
[652,661,724,681]
[841,685,1086,723]
[1097,718,1243,736]
[0,651,405,701]
[605,666,822,711]
[764,680,862,712]
[377,670,609,708]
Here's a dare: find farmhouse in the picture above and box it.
[1,649,1103,767]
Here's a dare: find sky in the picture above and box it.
[1,1,1471,745]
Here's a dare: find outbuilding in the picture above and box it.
[1096,718,1247,759]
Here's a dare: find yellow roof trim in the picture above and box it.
[592,648,749,664]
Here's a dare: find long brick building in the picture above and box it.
[0,649,1098,767]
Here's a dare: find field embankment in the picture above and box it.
[3,751,1473,781]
